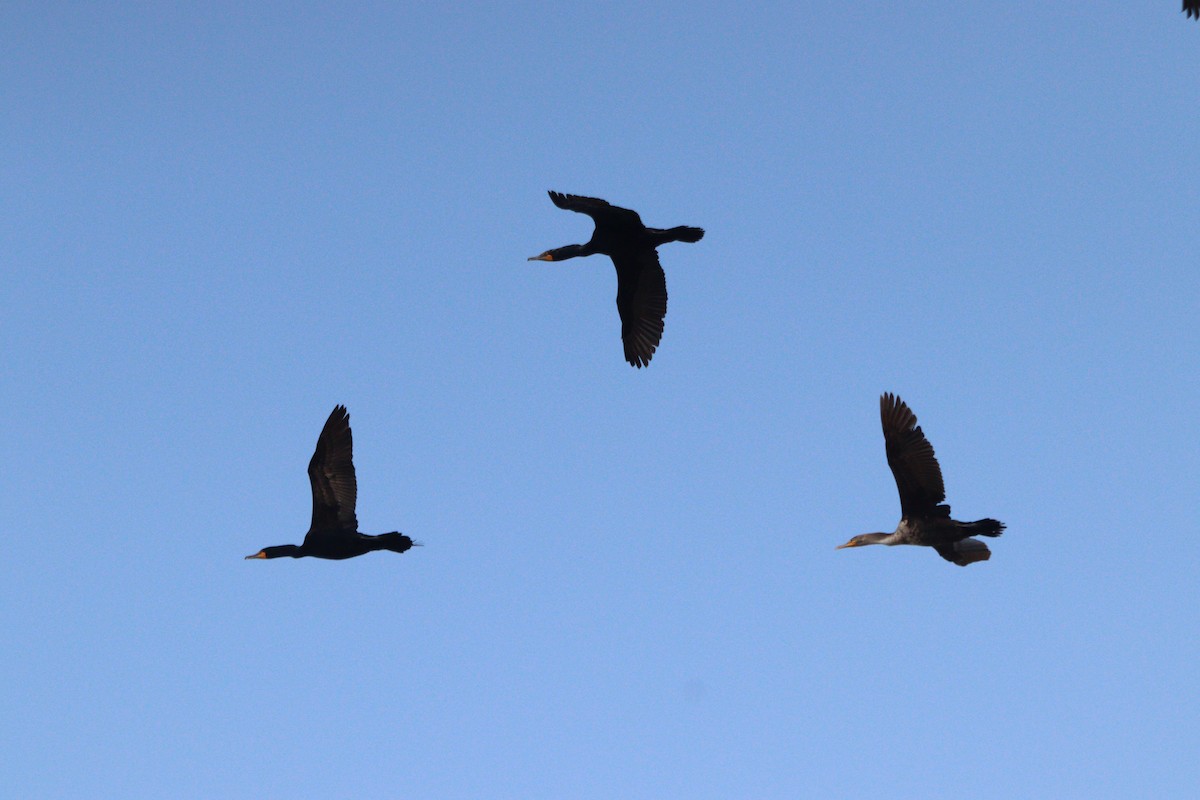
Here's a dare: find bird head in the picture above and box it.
[836,533,890,549]
[244,545,301,559]
[528,244,585,262]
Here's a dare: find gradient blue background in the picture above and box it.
[2,3,1197,798]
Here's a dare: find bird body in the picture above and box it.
[529,191,704,368]
[837,393,1004,567]
[252,532,415,561]
[245,406,418,561]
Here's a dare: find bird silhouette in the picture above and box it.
[529,191,703,367]
[245,406,419,560]
[837,393,1005,566]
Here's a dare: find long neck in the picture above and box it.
[551,243,590,260]
[857,532,899,546]
[263,544,303,558]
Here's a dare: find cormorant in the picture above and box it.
[837,393,1005,567]
[529,191,704,368]
[245,405,419,561]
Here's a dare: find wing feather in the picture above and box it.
[614,250,667,368]
[880,393,946,518]
[548,191,643,227]
[307,405,358,535]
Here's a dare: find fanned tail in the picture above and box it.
[670,226,705,243]
[960,518,1005,538]
[650,226,705,246]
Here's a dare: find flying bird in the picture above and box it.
[1187,1,1199,20]
[837,393,1005,567]
[245,405,419,561]
[529,191,704,368]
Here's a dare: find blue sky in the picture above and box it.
[2,2,1197,798]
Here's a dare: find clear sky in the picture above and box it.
[2,3,1197,798]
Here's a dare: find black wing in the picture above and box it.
[549,191,644,228]
[306,405,358,536]
[1187,1,1200,20]
[880,393,947,518]
[613,249,667,368]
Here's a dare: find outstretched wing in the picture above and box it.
[307,405,358,535]
[613,250,668,368]
[549,191,643,228]
[880,393,946,518]
[1187,1,1199,20]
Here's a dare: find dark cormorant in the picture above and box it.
[245,406,419,561]
[837,393,1005,567]
[1187,1,1199,20]
[529,191,704,368]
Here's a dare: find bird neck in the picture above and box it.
[857,532,899,546]
[262,544,303,558]
[552,243,591,260]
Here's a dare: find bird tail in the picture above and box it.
[669,226,705,243]
[381,532,418,554]
[959,518,1005,538]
